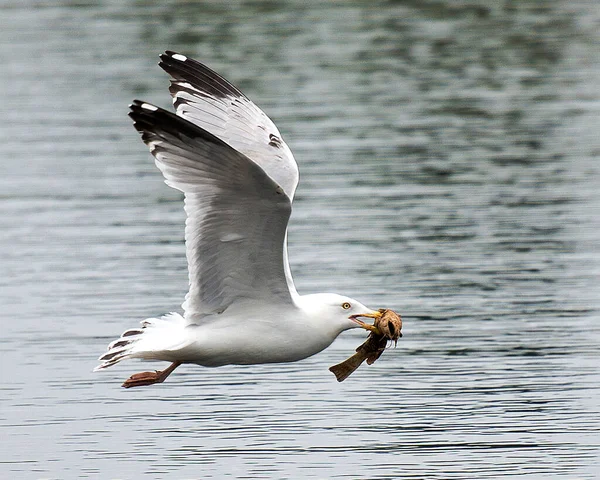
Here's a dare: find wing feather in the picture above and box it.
[129,101,296,324]
[158,51,299,200]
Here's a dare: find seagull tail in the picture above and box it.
[94,313,187,371]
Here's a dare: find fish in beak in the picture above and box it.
[330,308,403,382]
[349,308,402,343]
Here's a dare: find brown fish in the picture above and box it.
[329,308,402,382]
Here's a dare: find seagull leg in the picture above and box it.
[122,361,182,388]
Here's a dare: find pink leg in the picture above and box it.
[121,361,182,388]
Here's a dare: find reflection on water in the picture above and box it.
[1,1,599,478]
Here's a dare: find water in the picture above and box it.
[1,1,599,478]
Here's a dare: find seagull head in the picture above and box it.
[300,293,386,334]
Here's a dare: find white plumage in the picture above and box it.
[95,52,382,387]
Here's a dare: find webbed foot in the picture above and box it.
[121,361,181,388]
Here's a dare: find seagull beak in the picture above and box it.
[349,309,384,333]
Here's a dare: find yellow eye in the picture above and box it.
[342,302,351,310]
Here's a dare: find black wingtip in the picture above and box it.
[128,100,159,125]
[129,99,146,109]
[128,98,231,148]
[159,50,181,65]
[158,51,244,101]
[128,100,160,138]
[159,51,187,70]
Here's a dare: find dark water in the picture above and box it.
[1,1,599,478]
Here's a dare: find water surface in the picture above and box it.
[1,1,599,478]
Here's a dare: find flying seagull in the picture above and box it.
[95,51,389,387]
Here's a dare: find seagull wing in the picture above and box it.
[129,101,297,324]
[159,51,299,200]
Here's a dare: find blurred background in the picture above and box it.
[1,1,599,478]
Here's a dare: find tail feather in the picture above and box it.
[94,313,187,372]
[122,328,144,337]
[107,338,135,350]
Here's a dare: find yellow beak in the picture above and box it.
[349,309,384,334]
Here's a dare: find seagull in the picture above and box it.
[95,51,389,388]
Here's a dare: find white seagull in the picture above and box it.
[95,51,389,388]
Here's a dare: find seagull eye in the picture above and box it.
[342,302,351,310]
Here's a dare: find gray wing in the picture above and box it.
[159,51,299,200]
[129,101,296,324]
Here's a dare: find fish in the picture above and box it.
[329,309,402,382]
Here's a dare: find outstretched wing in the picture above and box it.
[129,101,296,324]
[159,51,299,200]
